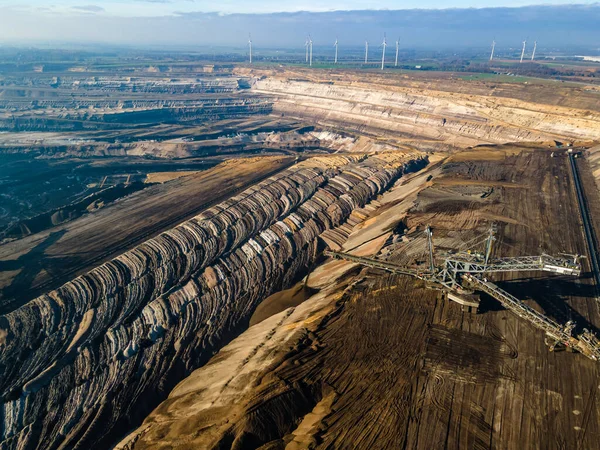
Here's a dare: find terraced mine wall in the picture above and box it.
[2,181,152,240]
[0,99,273,132]
[0,98,265,112]
[0,74,272,132]
[0,136,319,162]
[0,152,427,449]
[0,75,244,94]
[253,78,600,149]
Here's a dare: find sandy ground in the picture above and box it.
[144,171,202,183]
[116,152,441,449]
[119,146,600,450]
[249,282,319,327]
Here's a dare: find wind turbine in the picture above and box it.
[381,33,387,70]
[248,33,252,64]
[395,37,400,67]
[531,40,537,61]
[305,37,309,63]
[520,39,527,63]
[365,40,369,64]
[309,35,313,67]
[334,37,338,64]
[490,39,496,61]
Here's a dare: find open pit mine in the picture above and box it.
[2,62,600,450]
[0,151,426,448]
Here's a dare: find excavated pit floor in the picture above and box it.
[121,146,600,450]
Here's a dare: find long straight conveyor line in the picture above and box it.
[569,153,600,292]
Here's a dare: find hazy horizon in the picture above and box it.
[0,3,599,52]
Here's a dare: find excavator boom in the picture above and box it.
[324,250,432,280]
[463,275,600,361]
[445,255,581,276]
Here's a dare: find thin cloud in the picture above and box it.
[0,4,598,49]
[72,5,105,13]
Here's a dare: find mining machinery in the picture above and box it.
[325,225,600,361]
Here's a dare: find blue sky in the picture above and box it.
[2,1,600,16]
[0,2,598,48]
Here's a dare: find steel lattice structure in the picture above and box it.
[324,224,600,361]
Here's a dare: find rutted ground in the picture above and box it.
[2,65,600,450]
[119,147,600,450]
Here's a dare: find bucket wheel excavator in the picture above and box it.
[325,224,600,361]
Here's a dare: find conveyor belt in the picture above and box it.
[569,154,600,294]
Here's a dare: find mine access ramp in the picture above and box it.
[324,224,600,361]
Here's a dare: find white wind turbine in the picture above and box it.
[305,37,309,63]
[531,40,537,61]
[381,33,387,70]
[365,40,369,64]
[248,33,252,64]
[490,39,496,61]
[334,37,338,64]
[395,37,400,67]
[309,35,313,66]
[520,39,527,63]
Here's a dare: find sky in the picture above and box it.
[0,1,599,49]
[1,1,600,16]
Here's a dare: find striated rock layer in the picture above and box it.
[0,152,426,449]
[252,76,600,150]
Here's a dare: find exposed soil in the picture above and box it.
[250,282,319,327]
[122,147,600,450]
[0,156,293,312]
[144,171,202,183]
[250,69,600,153]
[4,64,600,450]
